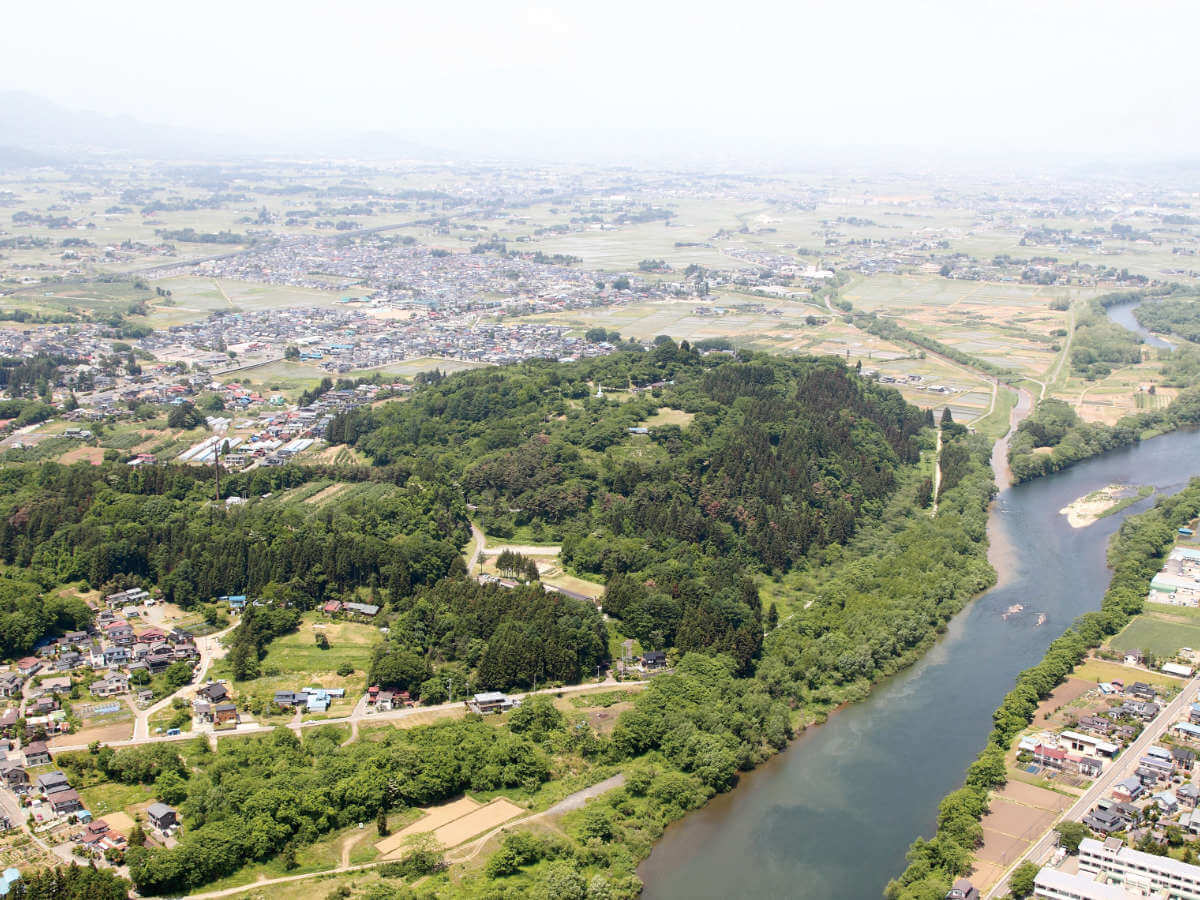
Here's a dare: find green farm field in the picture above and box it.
[1107,609,1200,658]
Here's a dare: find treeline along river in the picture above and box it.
[639,427,1200,898]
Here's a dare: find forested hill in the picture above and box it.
[334,347,925,574]
[0,462,467,658]
[331,347,926,672]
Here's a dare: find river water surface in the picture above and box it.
[1105,299,1174,351]
[639,427,1200,899]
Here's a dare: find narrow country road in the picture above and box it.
[465,523,562,573]
[184,773,629,899]
[985,672,1200,898]
[47,678,648,754]
[132,621,238,740]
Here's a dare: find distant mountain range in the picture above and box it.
[0,91,461,165]
[4,90,1199,172]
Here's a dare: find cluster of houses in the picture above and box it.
[1018,682,1168,789]
[0,739,158,833]
[364,685,416,712]
[1069,685,1200,846]
[193,681,238,727]
[175,396,358,470]
[1032,686,1200,897]
[0,595,201,744]
[274,686,346,713]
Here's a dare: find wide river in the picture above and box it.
[640,427,1200,899]
[1105,299,1174,351]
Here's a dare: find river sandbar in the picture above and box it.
[1059,483,1144,528]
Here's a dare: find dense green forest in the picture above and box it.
[4,864,130,899]
[369,579,608,693]
[1007,389,1200,483]
[888,477,1200,900]
[0,460,466,657]
[1070,299,1145,380]
[1162,345,1200,388]
[105,425,995,895]
[60,721,551,895]
[332,348,928,673]
[1135,296,1200,344]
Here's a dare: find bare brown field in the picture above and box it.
[432,799,524,848]
[100,811,135,835]
[997,780,1073,812]
[57,446,104,465]
[983,798,1056,837]
[978,825,1030,868]
[50,720,132,747]
[376,797,480,856]
[1033,677,1094,721]
[969,860,1007,891]
[971,779,1069,888]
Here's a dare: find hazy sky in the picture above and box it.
[4,0,1200,159]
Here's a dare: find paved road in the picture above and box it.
[132,622,237,740]
[985,673,1200,898]
[46,678,648,754]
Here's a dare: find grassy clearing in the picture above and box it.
[348,357,490,379]
[1074,658,1180,689]
[1107,614,1200,658]
[970,384,1017,442]
[79,781,157,819]
[640,407,694,428]
[261,615,381,676]
[211,613,382,711]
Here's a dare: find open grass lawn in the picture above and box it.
[226,359,329,396]
[640,407,694,428]
[79,781,157,819]
[1107,612,1200,658]
[1075,658,1181,690]
[262,617,380,675]
[213,613,382,708]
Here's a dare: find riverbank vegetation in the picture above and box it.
[1007,389,1200,483]
[1135,296,1200,344]
[886,477,1200,900]
[1070,299,1144,380]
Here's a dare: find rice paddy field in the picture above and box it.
[530,293,998,421]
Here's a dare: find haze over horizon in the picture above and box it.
[4,0,1200,165]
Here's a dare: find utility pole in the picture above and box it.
[446,678,453,703]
